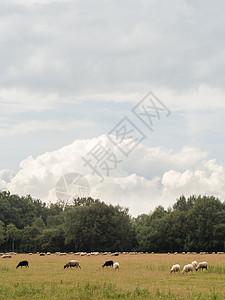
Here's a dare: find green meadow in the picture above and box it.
[0,253,224,299]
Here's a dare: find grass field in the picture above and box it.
[0,253,224,299]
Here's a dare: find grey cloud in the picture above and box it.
[1,0,225,97]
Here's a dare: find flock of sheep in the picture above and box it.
[63,259,119,270]
[10,259,120,271]
[170,261,208,275]
[11,257,208,275]
[1,252,210,275]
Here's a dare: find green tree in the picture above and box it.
[64,200,133,252]
[20,225,42,253]
[134,206,169,252]
[212,210,225,251]
[46,214,63,228]
[184,195,224,251]
[36,226,65,252]
[0,220,5,247]
[33,216,46,229]
[166,210,187,252]
[6,224,21,252]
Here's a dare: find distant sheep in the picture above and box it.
[170,264,180,273]
[102,260,113,268]
[191,261,197,267]
[182,264,194,275]
[64,260,81,269]
[16,260,29,268]
[113,262,119,270]
[1,255,12,259]
[111,253,119,256]
[196,262,208,271]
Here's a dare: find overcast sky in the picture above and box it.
[0,0,225,216]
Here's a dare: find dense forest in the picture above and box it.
[0,191,224,253]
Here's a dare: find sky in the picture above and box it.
[0,0,225,216]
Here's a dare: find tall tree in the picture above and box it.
[64,199,133,252]
[6,224,21,252]
[20,225,42,253]
[0,220,5,247]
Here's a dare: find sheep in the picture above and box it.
[170,264,180,273]
[102,260,113,268]
[16,260,29,268]
[1,254,12,259]
[111,252,119,256]
[64,260,81,269]
[113,262,119,270]
[182,264,194,275]
[191,261,197,267]
[196,261,208,271]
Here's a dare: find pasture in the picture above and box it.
[0,253,224,299]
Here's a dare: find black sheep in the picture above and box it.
[102,260,113,268]
[16,260,29,268]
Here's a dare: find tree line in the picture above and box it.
[0,191,224,253]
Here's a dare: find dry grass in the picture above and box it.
[0,253,224,299]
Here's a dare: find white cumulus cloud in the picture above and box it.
[3,135,225,216]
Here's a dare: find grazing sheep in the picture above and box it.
[182,264,194,275]
[170,264,180,273]
[196,262,208,271]
[191,261,197,267]
[64,260,81,269]
[1,254,12,259]
[111,252,119,256]
[113,262,119,270]
[102,260,113,268]
[16,260,29,268]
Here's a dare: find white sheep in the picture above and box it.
[170,264,180,273]
[1,254,12,259]
[191,261,197,267]
[182,264,194,274]
[64,260,81,269]
[196,261,208,271]
[113,262,119,270]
